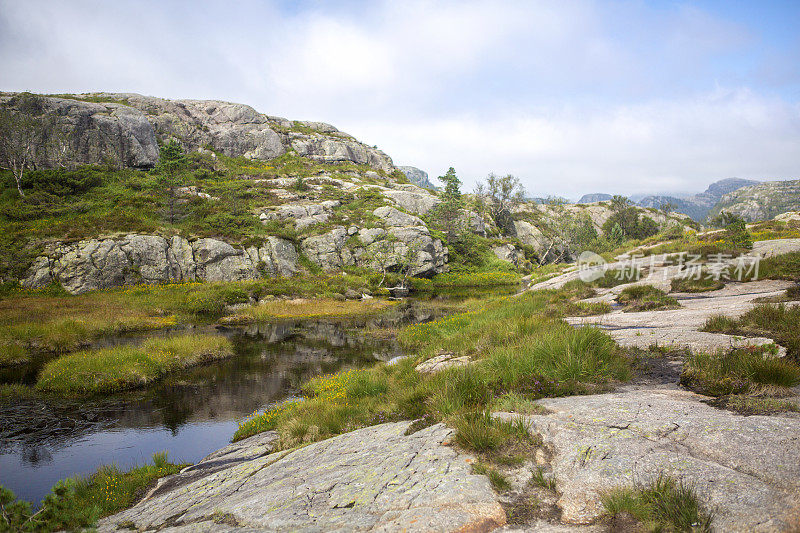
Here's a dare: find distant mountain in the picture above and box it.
[578,193,613,204]
[397,166,438,190]
[637,178,760,221]
[709,179,800,222]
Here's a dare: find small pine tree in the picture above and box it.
[156,139,187,224]
[434,167,465,240]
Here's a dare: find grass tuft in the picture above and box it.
[601,474,712,532]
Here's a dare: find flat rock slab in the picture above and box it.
[516,388,800,532]
[567,280,793,354]
[99,422,506,532]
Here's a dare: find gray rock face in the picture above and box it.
[261,201,340,231]
[567,279,793,355]
[98,422,506,533]
[397,166,438,190]
[515,388,800,531]
[0,95,159,168]
[21,234,298,294]
[291,136,394,172]
[492,244,522,267]
[373,206,425,227]
[576,193,612,204]
[300,222,448,278]
[2,92,395,172]
[381,186,441,215]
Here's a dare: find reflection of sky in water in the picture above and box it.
[0,319,402,505]
[0,421,237,505]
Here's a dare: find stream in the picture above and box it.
[0,311,420,505]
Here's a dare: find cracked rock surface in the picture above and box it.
[566,279,794,354]
[98,422,505,532]
[517,388,800,532]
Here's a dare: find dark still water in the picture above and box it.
[0,319,402,505]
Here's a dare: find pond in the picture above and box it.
[0,315,409,506]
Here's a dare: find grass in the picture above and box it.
[591,267,642,288]
[681,345,800,397]
[756,252,800,281]
[472,462,511,492]
[0,452,186,531]
[412,271,521,291]
[234,290,632,465]
[490,392,548,415]
[616,285,679,312]
[712,394,799,415]
[701,304,800,359]
[0,271,415,364]
[220,298,397,322]
[532,467,558,492]
[670,275,725,293]
[36,334,234,394]
[601,474,712,532]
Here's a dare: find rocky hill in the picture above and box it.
[0,92,394,171]
[710,179,800,222]
[580,179,760,221]
[1,91,696,294]
[397,166,438,190]
[577,193,612,203]
[636,178,759,221]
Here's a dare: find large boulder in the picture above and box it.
[373,206,425,227]
[301,227,353,271]
[515,388,800,531]
[381,185,441,215]
[21,234,299,294]
[397,166,438,190]
[291,136,394,172]
[97,422,506,533]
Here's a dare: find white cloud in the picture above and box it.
[354,88,800,199]
[0,0,797,198]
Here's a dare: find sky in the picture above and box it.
[1,0,799,199]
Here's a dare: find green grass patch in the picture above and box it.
[670,275,725,293]
[601,474,712,532]
[756,252,800,281]
[0,452,186,531]
[36,334,234,394]
[616,285,679,312]
[701,304,800,359]
[681,346,800,397]
[712,394,799,415]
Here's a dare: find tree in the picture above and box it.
[602,195,659,241]
[156,139,188,223]
[475,173,525,233]
[0,105,44,197]
[431,167,465,240]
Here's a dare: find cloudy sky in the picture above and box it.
[1,0,798,199]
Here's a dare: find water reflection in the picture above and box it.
[0,318,400,505]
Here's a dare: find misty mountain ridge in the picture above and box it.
[578,178,761,220]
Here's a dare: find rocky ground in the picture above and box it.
[93,239,800,532]
[98,422,506,532]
